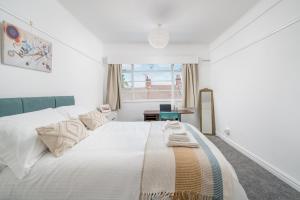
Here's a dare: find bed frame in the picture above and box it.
[0,96,75,117]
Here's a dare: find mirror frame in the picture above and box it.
[199,88,216,135]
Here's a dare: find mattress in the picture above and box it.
[0,121,247,200]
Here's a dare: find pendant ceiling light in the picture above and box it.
[148,24,170,49]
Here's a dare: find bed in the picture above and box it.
[0,96,248,200]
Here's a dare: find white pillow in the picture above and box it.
[55,105,90,119]
[0,108,65,179]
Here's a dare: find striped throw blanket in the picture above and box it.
[139,122,247,200]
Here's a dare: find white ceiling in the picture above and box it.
[59,0,259,44]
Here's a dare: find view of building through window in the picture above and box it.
[121,64,183,101]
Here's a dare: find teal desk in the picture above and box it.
[143,109,194,121]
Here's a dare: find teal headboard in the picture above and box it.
[0,96,75,117]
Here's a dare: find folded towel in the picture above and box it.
[165,129,199,148]
[172,129,187,135]
[162,121,181,131]
[168,120,180,125]
[167,141,199,148]
[166,126,181,131]
[168,134,190,142]
[164,120,180,125]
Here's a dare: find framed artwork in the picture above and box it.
[1,21,52,73]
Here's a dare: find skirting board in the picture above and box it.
[217,133,300,192]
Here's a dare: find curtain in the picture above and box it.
[106,64,122,110]
[182,63,199,108]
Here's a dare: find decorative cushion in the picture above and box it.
[36,119,88,157]
[0,108,65,179]
[79,110,107,130]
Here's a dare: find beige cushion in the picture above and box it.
[36,119,88,157]
[79,110,107,130]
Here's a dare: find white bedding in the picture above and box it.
[0,122,149,200]
[0,121,247,200]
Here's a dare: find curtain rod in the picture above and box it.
[199,58,211,62]
[103,56,210,65]
[0,5,101,64]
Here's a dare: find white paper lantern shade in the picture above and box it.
[148,25,170,49]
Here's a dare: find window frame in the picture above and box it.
[121,64,183,102]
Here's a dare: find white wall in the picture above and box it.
[104,43,209,64]
[209,0,300,191]
[0,0,104,109]
[103,43,210,128]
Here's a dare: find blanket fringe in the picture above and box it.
[139,192,214,200]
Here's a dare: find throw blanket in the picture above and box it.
[140,122,246,200]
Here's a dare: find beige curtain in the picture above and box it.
[106,64,122,110]
[182,63,199,108]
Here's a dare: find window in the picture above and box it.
[121,64,183,101]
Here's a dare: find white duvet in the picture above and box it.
[0,121,247,200]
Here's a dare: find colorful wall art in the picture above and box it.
[1,22,52,72]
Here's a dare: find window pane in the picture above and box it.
[121,89,133,101]
[122,64,132,72]
[133,72,147,82]
[174,64,182,71]
[134,64,171,71]
[174,71,182,77]
[174,72,182,90]
[121,73,132,88]
[134,90,173,100]
[147,90,172,100]
[133,71,172,82]
[122,81,132,89]
[133,81,172,89]
[152,72,172,81]
[174,89,183,99]
[133,81,146,88]
[122,72,131,81]
[121,63,183,101]
[151,82,172,90]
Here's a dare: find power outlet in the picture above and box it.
[224,128,231,136]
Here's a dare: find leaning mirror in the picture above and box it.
[199,88,215,135]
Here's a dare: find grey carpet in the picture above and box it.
[207,136,300,200]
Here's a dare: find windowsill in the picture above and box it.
[122,99,183,103]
